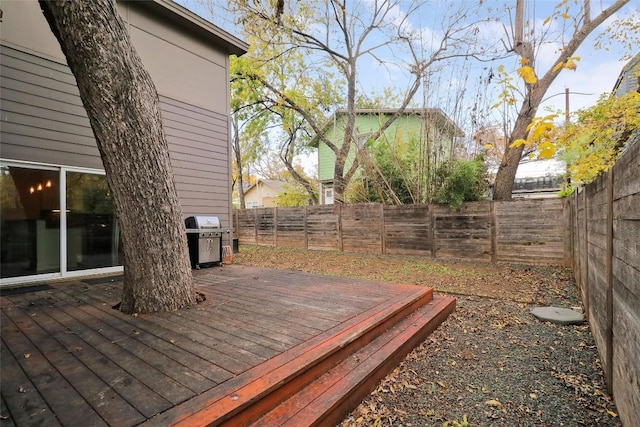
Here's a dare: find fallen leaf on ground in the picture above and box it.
[485,399,502,407]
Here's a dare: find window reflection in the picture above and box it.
[66,172,122,271]
[0,166,60,278]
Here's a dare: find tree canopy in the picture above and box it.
[513,91,640,192]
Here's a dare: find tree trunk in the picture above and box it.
[492,0,630,200]
[280,132,318,204]
[40,0,195,313]
[232,118,247,209]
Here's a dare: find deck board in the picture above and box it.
[1,265,444,426]
[22,302,173,418]
[0,309,109,427]
[0,337,59,427]
[55,286,241,380]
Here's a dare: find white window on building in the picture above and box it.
[246,201,259,209]
[324,188,334,205]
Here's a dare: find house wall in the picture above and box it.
[0,0,235,229]
[317,113,454,184]
[244,182,281,208]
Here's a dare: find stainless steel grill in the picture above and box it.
[185,216,222,269]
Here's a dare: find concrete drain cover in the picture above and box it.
[531,306,585,325]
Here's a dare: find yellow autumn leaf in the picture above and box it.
[498,64,505,74]
[552,62,564,72]
[565,60,577,71]
[561,12,570,19]
[517,65,538,84]
[485,399,502,407]
[607,410,618,417]
[519,57,530,65]
[484,143,494,150]
[510,138,527,148]
[543,17,551,25]
[531,122,553,140]
[538,142,557,159]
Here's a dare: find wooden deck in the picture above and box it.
[0,265,455,426]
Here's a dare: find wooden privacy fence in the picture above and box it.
[569,140,639,427]
[234,198,570,266]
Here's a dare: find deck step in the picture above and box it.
[161,288,453,427]
[249,296,456,427]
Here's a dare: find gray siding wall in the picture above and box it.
[0,44,232,228]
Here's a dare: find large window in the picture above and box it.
[0,162,122,282]
[0,165,60,278]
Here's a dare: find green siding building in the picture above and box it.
[311,108,464,204]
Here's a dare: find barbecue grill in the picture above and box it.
[185,216,222,269]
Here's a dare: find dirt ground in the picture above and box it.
[234,246,621,427]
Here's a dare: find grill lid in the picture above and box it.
[185,216,221,230]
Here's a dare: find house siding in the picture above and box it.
[0,44,232,227]
[0,45,103,169]
[124,1,230,113]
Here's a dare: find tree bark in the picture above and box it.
[40,0,195,313]
[232,118,247,209]
[279,129,318,204]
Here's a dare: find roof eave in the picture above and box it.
[139,0,248,56]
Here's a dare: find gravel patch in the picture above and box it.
[339,294,620,427]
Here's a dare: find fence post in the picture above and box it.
[233,210,238,241]
[273,207,278,247]
[490,201,497,263]
[605,170,614,393]
[253,208,259,245]
[429,204,436,259]
[304,205,308,250]
[564,198,572,268]
[337,203,343,252]
[380,203,386,254]
[583,188,589,319]
[574,191,580,285]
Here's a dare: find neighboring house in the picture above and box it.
[613,53,640,97]
[0,0,247,285]
[310,108,464,204]
[612,54,640,155]
[485,158,566,199]
[243,179,286,208]
[511,159,566,199]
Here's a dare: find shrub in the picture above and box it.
[434,156,487,210]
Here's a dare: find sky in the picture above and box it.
[180,0,639,172]
[185,0,638,114]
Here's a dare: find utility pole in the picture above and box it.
[565,87,570,124]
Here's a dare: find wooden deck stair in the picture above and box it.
[160,288,455,427]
